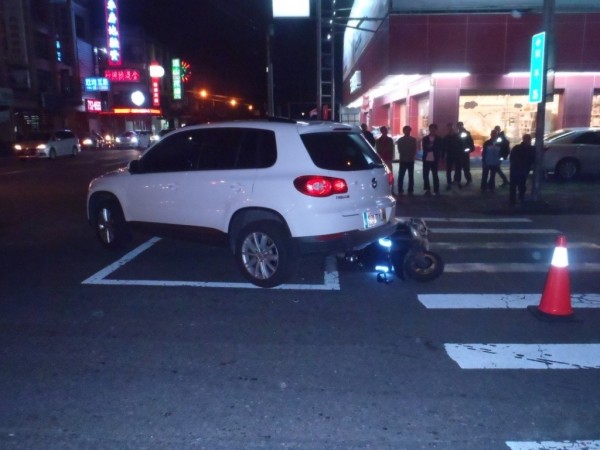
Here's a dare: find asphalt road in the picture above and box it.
[1,150,599,449]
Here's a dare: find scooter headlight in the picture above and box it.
[378,237,393,248]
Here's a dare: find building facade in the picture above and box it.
[0,0,174,149]
[1,0,94,146]
[341,0,600,149]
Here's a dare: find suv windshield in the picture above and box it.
[300,132,383,171]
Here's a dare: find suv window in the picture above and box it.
[139,127,276,173]
[573,132,600,145]
[140,130,201,173]
[300,132,382,171]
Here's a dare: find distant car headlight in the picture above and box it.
[104,135,113,142]
[116,137,122,143]
[14,144,22,151]
[131,137,138,144]
[150,135,159,142]
[82,138,93,146]
[36,144,47,150]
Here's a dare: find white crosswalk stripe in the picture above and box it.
[420,217,600,446]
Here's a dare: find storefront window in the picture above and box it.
[591,94,600,127]
[458,94,560,147]
[417,96,429,137]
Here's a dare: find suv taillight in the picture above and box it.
[294,175,348,197]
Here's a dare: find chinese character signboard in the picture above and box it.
[85,99,102,112]
[151,79,160,106]
[104,69,141,82]
[172,58,182,100]
[84,77,110,91]
[529,32,546,103]
[105,0,121,66]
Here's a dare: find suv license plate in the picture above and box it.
[363,209,386,229]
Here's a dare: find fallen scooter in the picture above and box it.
[346,217,444,283]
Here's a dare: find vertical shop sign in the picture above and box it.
[172,58,182,100]
[105,0,121,66]
[529,32,546,103]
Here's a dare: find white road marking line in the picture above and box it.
[431,227,560,234]
[505,440,600,450]
[82,237,340,290]
[445,343,600,369]
[433,242,600,249]
[418,293,600,309]
[423,217,532,223]
[444,262,600,272]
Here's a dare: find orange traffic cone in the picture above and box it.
[528,234,578,322]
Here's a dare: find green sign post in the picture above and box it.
[529,32,546,103]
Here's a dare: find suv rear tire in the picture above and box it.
[235,221,294,288]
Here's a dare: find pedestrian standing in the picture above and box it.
[396,125,417,194]
[361,123,376,147]
[509,134,536,205]
[442,123,463,190]
[421,123,442,195]
[375,126,394,172]
[494,125,510,186]
[481,129,502,192]
[457,121,474,185]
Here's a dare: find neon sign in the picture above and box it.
[104,69,141,82]
[84,77,110,91]
[172,58,182,100]
[86,99,102,112]
[105,0,121,66]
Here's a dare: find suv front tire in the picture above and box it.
[235,221,294,288]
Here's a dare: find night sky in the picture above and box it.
[112,0,320,113]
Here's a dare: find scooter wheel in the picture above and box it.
[401,251,444,282]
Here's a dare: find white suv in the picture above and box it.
[87,120,396,287]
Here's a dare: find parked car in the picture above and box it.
[87,120,397,287]
[14,130,80,159]
[80,131,105,150]
[114,131,141,149]
[542,127,600,180]
[134,130,158,148]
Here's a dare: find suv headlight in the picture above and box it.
[36,144,48,150]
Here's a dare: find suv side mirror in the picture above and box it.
[129,159,142,174]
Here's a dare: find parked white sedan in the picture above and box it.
[542,127,600,180]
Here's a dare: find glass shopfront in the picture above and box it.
[458,93,561,148]
[591,94,600,127]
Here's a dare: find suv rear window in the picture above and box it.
[300,132,383,171]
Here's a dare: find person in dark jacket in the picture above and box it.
[509,134,536,205]
[481,129,502,192]
[396,125,417,194]
[421,123,443,195]
[494,125,510,186]
[361,123,376,146]
[442,123,463,190]
[457,121,474,185]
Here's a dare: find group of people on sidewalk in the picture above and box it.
[363,122,536,206]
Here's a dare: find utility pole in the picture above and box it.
[532,0,555,201]
[266,25,275,117]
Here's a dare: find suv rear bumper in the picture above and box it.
[294,219,399,255]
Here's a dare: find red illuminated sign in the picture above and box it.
[86,99,102,112]
[105,0,121,66]
[104,69,141,82]
[151,79,160,106]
